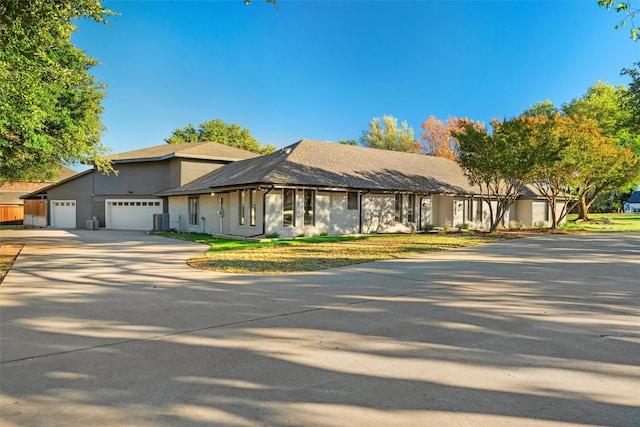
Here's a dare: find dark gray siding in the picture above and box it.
[45,173,93,227]
[95,162,170,196]
[169,158,229,187]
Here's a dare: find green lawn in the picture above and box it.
[562,213,640,233]
[155,232,501,274]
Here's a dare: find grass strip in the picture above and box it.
[156,232,500,274]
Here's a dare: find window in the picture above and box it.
[544,201,550,222]
[283,189,295,227]
[238,190,245,225]
[466,198,473,222]
[394,193,403,223]
[250,189,257,226]
[347,192,358,210]
[475,198,483,222]
[407,194,415,223]
[188,196,199,225]
[304,190,315,226]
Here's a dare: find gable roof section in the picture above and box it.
[626,191,640,204]
[20,169,93,199]
[107,141,258,163]
[158,140,480,196]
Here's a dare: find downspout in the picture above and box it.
[419,196,424,231]
[359,190,370,234]
[246,185,275,239]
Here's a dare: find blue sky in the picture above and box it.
[73,0,637,155]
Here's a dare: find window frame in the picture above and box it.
[304,189,315,226]
[250,189,257,227]
[407,194,415,223]
[283,189,296,227]
[188,196,199,225]
[394,193,403,223]
[238,190,245,225]
[347,191,358,211]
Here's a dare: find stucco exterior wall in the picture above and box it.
[169,194,231,235]
[328,192,360,235]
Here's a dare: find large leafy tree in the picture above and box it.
[527,114,637,226]
[562,82,640,217]
[0,0,115,183]
[166,118,275,154]
[559,117,636,220]
[454,116,560,232]
[359,115,418,153]
[419,116,484,161]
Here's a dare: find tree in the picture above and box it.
[338,139,358,146]
[359,115,418,153]
[562,82,640,218]
[598,0,638,40]
[453,116,559,232]
[0,0,115,183]
[419,116,484,161]
[622,62,640,134]
[563,82,636,147]
[527,113,637,223]
[166,118,275,154]
[523,100,558,118]
[561,117,637,220]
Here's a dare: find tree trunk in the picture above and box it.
[577,194,589,221]
[550,199,558,229]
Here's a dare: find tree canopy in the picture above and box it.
[0,0,115,183]
[165,119,275,154]
[359,115,418,153]
[453,116,558,232]
[419,116,484,161]
[622,62,640,134]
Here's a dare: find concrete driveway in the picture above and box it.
[1,229,638,426]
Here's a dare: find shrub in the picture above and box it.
[319,231,329,236]
[265,232,279,239]
[424,223,435,231]
[443,220,451,231]
[509,220,524,230]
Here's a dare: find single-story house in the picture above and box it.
[0,167,77,225]
[158,140,564,238]
[511,185,567,228]
[623,190,640,213]
[22,142,258,230]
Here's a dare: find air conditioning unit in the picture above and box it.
[86,219,99,230]
[153,213,170,231]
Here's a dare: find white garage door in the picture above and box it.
[106,199,163,230]
[51,200,77,228]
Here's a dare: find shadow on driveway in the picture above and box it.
[1,229,639,426]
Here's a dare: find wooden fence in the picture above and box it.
[24,200,47,228]
[0,205,23,225]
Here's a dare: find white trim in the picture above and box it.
[105,199,163,230]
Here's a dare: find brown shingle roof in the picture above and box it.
[158,140,480,195]
[107,141,258,163]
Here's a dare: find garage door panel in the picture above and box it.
[106,200,163,230]
[51,200,76,228]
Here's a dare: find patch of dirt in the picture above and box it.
[0,243,24,284]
